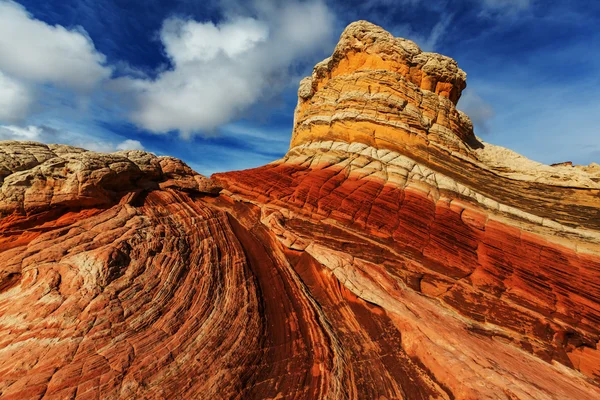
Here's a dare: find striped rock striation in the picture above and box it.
[1,20,600,399]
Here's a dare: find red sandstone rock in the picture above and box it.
[1,21,600,400]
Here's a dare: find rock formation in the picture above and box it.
[1,21,599,399]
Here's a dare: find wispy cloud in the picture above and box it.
[480,0,532,10]
[391,14,454,51]
[477,0,533,16]
[0,124,143,153]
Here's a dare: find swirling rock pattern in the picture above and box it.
[1,21,600,399]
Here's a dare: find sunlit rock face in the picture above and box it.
[2,21,600,400]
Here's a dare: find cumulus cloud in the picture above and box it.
[0,71,33,123]
[161,17,269,64]
[0,124,143,153]
[0,0,334,138]
[126,0,334,136]
[0,0,111,91]
[458,89,496,134]
[116,139,144,151]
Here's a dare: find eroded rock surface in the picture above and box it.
[1,21,600,400]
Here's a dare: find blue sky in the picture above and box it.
[0,0,598,175]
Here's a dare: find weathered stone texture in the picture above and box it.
[1,21,600,400]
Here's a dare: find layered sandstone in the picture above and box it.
[1,21,600,400]
[292,21,600,231]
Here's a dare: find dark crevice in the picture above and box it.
[0,272,22,293]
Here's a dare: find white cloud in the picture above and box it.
[116,139,144,151]
[0,124,46,141]
[0,124,143,153]
[0,0,111,91]
[126,0,334,136]
[161,17,269,64]
[0,71,33,123]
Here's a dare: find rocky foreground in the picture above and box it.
[1,21,599,399]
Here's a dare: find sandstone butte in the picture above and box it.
[1,21,600,400]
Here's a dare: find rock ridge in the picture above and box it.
[0,141,220,215]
